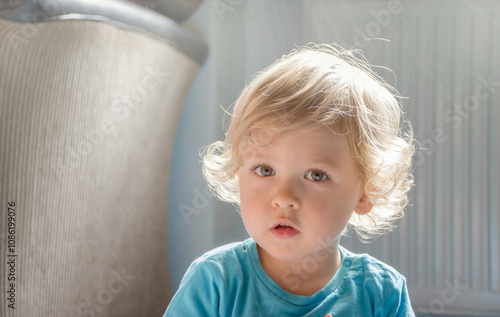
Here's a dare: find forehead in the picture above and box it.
[240,125,353,164]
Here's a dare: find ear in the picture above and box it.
[354,193,373,215]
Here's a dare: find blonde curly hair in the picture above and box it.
[202,43,414,241]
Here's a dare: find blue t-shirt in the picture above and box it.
[164,238,415,316]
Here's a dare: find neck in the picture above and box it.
[257,243,342,296]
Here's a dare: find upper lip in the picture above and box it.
[271,219,299,230]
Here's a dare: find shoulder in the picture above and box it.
[339,246,414,316]
[165,239,255,316]
[198,239,250,261]
[193,239,252,268]
[182,239,253,283]
[341,246,406,286]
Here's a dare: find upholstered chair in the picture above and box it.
[0,0,207,315]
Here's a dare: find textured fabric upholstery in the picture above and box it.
[0,18,200,316]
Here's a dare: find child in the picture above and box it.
[164,44,415,316]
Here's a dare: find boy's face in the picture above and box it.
[237,125,372,264]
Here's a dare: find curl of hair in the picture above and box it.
[201,43,414,242]
[201,141,240,205]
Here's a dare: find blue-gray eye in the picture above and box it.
[255,165,274,177]
[306,170,328,181]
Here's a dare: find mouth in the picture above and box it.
[270,221,300,239]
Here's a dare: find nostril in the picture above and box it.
[272,197,299,209]
[271,185,300,209]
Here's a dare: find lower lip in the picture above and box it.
[271,227,300,239]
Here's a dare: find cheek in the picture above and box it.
[240,191,266,219]
[305,191,355,223]
[239,180,264,215]
[240,199,264,238]
[239,175,267,201]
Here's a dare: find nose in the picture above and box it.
[271,180,300,210]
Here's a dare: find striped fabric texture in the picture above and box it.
[0,18,200,316]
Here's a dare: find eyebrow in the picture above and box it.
[308,158,340,170]
[242,151,272,162]
[243,150,340,170]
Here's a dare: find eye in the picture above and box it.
[305,169,328,182]
[253,165,275,177]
